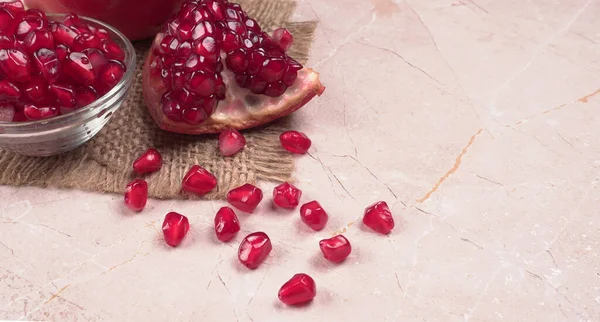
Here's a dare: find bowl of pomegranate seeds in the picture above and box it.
[0,2,135,156]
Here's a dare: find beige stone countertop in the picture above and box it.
[1,0,600,321]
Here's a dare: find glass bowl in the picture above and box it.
[0,14,136,157]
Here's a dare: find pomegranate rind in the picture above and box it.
[142,51,325,134]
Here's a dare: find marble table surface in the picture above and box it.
[1,0,600,321]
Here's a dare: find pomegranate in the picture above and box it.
[132,148,163,174]
[124,179,148,212]
[280,131,311,154]
[363,201,395,234]
[300,200,328,231]
[238,231,272,269]
[0,5,128,122]
[162,211,190,247]
[272,182,301,209]
[142,0,325,134]
[23,0,185,41]
[278,273,316,305]
[214,206,240,242]
[219,127,245,156]
[226,183,263,213]
[319,235,351,263]
[181,165,217,196]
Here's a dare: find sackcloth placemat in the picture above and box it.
[0,0,318,200]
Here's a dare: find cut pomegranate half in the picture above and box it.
[142,0,325,134]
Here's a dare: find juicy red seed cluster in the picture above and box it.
[0,5,126,122]
[151,0,303,124]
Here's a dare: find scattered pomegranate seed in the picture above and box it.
[271,28,293,52]
[363,201,394,234]
[181,165,217,196]
[319,235,351,263]
[300,200,328,231]
[133,148,163,174]
[214,206,240,242]
[278,273,316,305]
[238,231,272,269]
[162,212,190,247]
[219,128,246,156]
[124,179,148,212]
[280,131,311,154]
[272,182,301,209]
[227,183,263,213]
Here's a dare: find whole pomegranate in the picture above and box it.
[23,0,185,41]
[142,0,324,134]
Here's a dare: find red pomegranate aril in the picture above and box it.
[55,44,68,61]
[272,182,301,209]
[124,179,148,212]
[0,0,23,15]
[0,32,14,49]
[100,39,124,60]
[162,94,183,121]
[72,32,102,52]
[227,183,263,213]
[0,8,16,35]
[23,104,58,120]
[238,232,272,269]
[319,235,351,263]
[0,103,14,122]
[162,212,190,247]
[259,58,286,83]
[186,71,214,96]
[220,29,241,52]
[16,16,45,40]
[63,52,95,85]
[22,77,50,104]
[61,13,81,27]
[81,48,107,76]
[133,148,163,174]
[49,83,76,109]
[23,29,53,55]
[74,85,97,107]
[182,106,207,125]
[206,0,225,19]
[97,60,125,93]
[280,131,311,154]
[0,48,30,83]
[33,48,59,83]
[225,48,248,73]
[0,79,19,102]
[214,206,241,242]
[182,164,217,196]
[363,201,395,234]
[94,28,109,41]
[219,128,246,157]
[300,201,328,231]
[278,273,316,306]
[272,28,293,52]
[51,22,78,46]
[264,81,286,97]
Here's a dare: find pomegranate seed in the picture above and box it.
[51,22,78,46]
[280,131,311,154]
[162,212,190,247]
[16,16,45,40]
[124,179,148,212]
[181,106,207,125]
[0,79,19,102]
[363,201,395,234]
[0,48,30,83]
[23,30,53,55]
[55,45,69,61]
[0,8,16,35]
[0,1,23,17]
[225,48,248,73]
[181,165,217,196]
[227,183,263,213]
[74,86,97,108]
[260,58,286,83]
[186,71,214,96]
[61,13,81,27]
[23,104,58,120]
[22,77,50,104]
[278,273,316,305]
[63,52,95,85]
[133,148,163,174]
[161,93,183,121]
[0,103,14,122]
[0,32,14,49]
[214,206,241,242]
[49,83,76,109]
[271,28,293,52]
[33,48,59,83]
[72,32,103,52]
[272,182,301,209]
[300,201,328,231]
[238,232,272,269]
[96,60,125,94]
[319,235,351,263]
[219,128,246,156]
[94,28,109,41]
[81,48,107,76]
[102,39,125,60]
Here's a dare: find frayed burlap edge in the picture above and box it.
[0,0,318,200]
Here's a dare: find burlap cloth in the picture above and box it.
[0,0,317,199]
